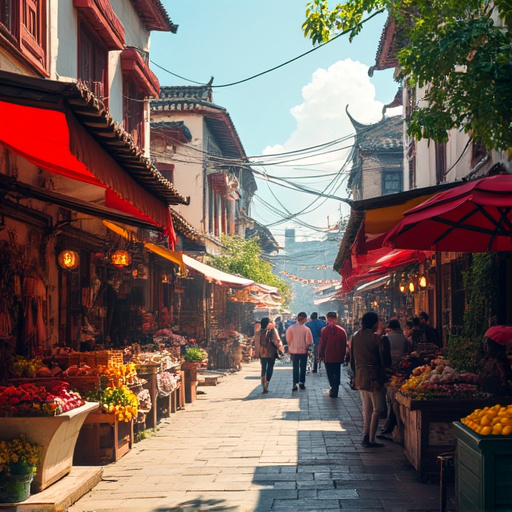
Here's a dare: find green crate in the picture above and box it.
[451,421,512,512]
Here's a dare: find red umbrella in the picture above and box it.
[384,174,512,252]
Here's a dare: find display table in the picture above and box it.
[136,363,159,429]
[451,421,512,511]
[74,409,133,465]
[395,393,510,482]
[0,401,99,492]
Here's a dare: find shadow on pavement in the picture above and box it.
[153,497,240,511]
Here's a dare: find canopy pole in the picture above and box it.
[435,251,443,348]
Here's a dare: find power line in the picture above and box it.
[149,10,385,89]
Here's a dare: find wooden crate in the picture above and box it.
[396,393,512,482]
[73,410,133,465]
[452,421,512,512]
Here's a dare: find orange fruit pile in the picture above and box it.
[461,404,512,436]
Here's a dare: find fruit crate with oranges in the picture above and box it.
[395,393,512,482]
[451,420,512,511]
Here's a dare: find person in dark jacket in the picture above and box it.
[350,311,392,448]
[419,312,440,347]
[318,311,347,398]
[306,312,327,372]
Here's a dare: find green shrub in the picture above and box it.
[443,334,484,374]
[183,348,207,362]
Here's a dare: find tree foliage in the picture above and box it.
[303,0,512,151]
[209,235,291,305]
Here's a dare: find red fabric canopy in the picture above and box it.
[0,99,176,244]
[341,248,430,294]
[384,174,512,252]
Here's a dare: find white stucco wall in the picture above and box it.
[49,0,153,131]
[151,113,206,233]
[51,0,78,80]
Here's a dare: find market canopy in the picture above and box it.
[334,184,460,293]
[384,173,512,253]
[0,70,190,244]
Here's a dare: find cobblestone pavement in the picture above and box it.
[69,360,449,512]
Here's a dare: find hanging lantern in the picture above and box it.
[58,250,80,270]
[111,250,131,268]
[399,274,407,293]
[161,272,169,283]
[409,281,415,293]
[419,275,428,288]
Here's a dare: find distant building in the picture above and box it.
[151,85,267,255]
[346,110,404,201]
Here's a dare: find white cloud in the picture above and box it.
[263,59,385,159]
[253,59,394,241]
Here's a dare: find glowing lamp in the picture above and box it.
[58,250,80,270]
[111,250,131,268]
[409,281,415,293]
[419,275,427,288]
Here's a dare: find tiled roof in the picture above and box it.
[349,113,403,152]
[151,85,247,160]
[371,15,398,74]
[170,208,202,243]
[129,0,178,32]
[152,121,193,143]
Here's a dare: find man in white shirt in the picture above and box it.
[286,312,313,391]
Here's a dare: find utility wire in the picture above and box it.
[149,9,385,89]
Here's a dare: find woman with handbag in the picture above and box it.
[255,317,285,394]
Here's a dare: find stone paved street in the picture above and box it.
[69,360,448,512]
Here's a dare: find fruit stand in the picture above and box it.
[451,420,512,511]
[395,393,505,482]
[390,353,512,482]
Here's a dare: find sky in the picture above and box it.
[150,1,401,244]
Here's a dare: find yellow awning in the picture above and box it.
[103,220,137,241]
[144,242,185,274]
[103,221,185,273]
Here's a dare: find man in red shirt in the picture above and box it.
[318,311,347,398]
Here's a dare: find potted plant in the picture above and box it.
[181,348,207,403]
[182,347,207,366]
[0,433,41,502]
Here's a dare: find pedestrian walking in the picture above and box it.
[305,312,327,373]
[254,317,284,394]
[286,312,313,391]
[318,311,347,398]
[350,311,392,448]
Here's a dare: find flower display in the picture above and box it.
[0,434,41,476]
[399,357,482,400]
[97,362,139,388]
[100,386,138,422]
[0,383,84,417]
[461,404,512,436]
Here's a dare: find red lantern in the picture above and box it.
[111,250,131,268]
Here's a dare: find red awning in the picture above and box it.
[340,249,430,294]
[0,99,176,243]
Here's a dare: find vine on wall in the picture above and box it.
[444,253,497,373]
